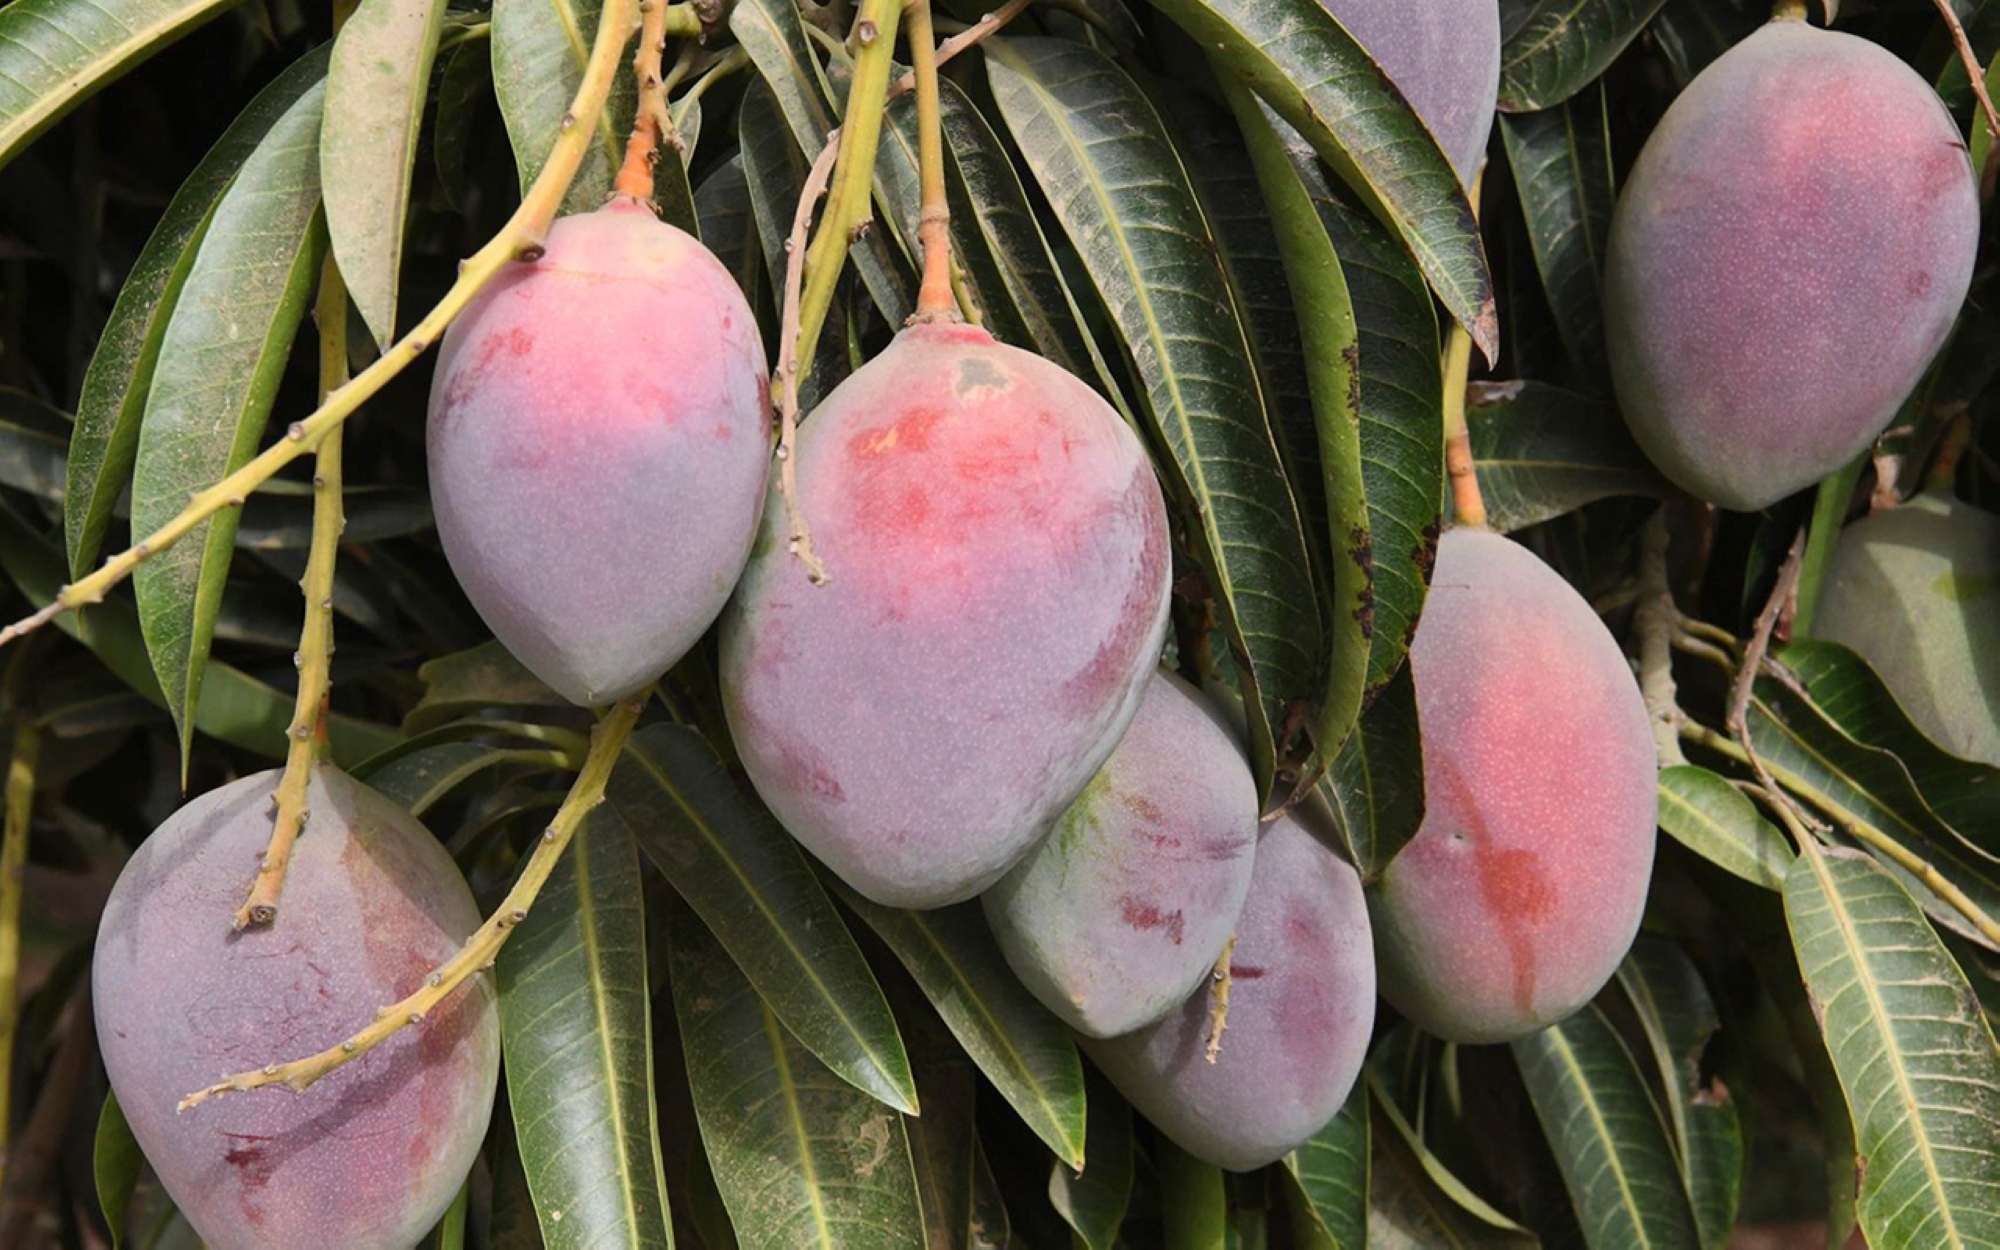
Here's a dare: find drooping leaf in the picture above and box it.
[1160,1139,1229,1249]
[1318,662,1425,882]
[1497,85,1616,383]
[1512,1004,1701,1250]
[1497,0,1671,112]
[1140,0,1496,359]
[1048,1065,1132,1250]
[1785,842,2000,1249]
[403,640,569,735]
[1657,764,1793,892]
[499,811,672,1249]
[836,885,1087,1169]
[491,0,635,213]
[1466,380,1665,531]
[322,0,449,345]
[95,1092,141,1250]
[361,741,569,817]
[668,900,928,1248]
[129,79,328,774]
[607,724,918,1114]
[67,49,330,584]
[988,36,1324,808]
[1282,1082,1367,1248]
[0,0,239,172]
[1615,940,1744,1249]
[694,154,761,292]
[1367,1087,1537,1248]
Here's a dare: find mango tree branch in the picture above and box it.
[180,695,645,1111]
[615,0,700,199]
[906,0,955,320]
[233,255,352,930]
[0,0,647,654]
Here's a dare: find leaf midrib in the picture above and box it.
[569,828,650,1245]
[759,999,836,1248]
[1542,1022,1653,1249]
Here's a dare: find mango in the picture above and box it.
[1321,0,1500,185]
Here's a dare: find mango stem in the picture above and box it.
[907,0,956,320]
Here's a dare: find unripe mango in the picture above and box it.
[1084,810,1374,1172]
[93,766,498,1250]
[1368,528,1656,1044]
[982,670,1259,1039]
[1816,490,2000,767]
[1320,0,1500,185]
[1603,19,1978,511]
[428,199,770,706]
[721,322,1171,909]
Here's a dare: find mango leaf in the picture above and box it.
[0,409,68,502]
[499,811,672,1249]
[433,42,491,213]
[95,1092,140,1249]
[0,499,400,763]
[1160,1139,1229,1249]
[1367,1089,1537,1248]
[129,79,327,774]
[1318,663,1424,882]
[1048,1065,1132,1250]
[1497,84,1615,384]
[667,900,928,1248]
[1648,0,1762,87]
[835,886,1087,1169]
[969,1140,1012,1250]
[694,155,761,291]
[403,640,569,735]
[322,0,448,346]
[0,0,239,171]
[1282,1083,1367,1248]
[608,725,917,1114]
[67,49,329,582]
[1513,1004,1700,1250]
[988,36,1323,808]
[491,0,634,213]
[1786,842,2000,1249]
[1657,764,1793,892]
[1497,0,1670,111]
[1466,380,1665,531]
[361,742,569,817]
[902,1040,977,1250]
[1615,940,1743,1249]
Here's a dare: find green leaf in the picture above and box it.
[1497,0,1671,112]
[0,499,400,762]
[129,79,327,774]
[1160,1139,1229,1249]
[0,0,239,172]
[1497,85,1615,383]
[1283,1083,1368,1248]
[1512,1004,1701,1250]
[499,809,672,1249]
[1367,1088,1537,1248]
[322,0,448,346]
[1318,662,1424,882]
[608,725,917,1114]
[1466,381,1664,531]
[67,49,329,582]
[403,640,569,735]
[1049,1065,1131,1250]
[0,408,69,502]
[491,0,634,213]
[1615,940,1743,1249]
[95,1092,140,1250]
[835,885,1087,1169]
[1648,0,1762,87]
[969,1139,1012,1250]
[1785,842,2000,1249]
[1140,0,1494,359]
[668,899,927,1248]
[988,36,1323,808]
[694,155,761,292]
[1657,764,1793,892]
[362,741,569,817]
[433,42,492,214]
[903,1046,977,1250]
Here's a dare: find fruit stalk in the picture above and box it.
[907,0,955,320]
[1441,169,1486,529]
[614,0,696,200]
[179,695,643,1110]
[234,253,351,930]
[0,0,657,653]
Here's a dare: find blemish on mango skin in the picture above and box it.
[1120,895,1187,945]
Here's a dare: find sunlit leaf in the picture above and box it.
[1657,764,1793,892]
[491,0,635,212]
[1049,1065,1131,1249]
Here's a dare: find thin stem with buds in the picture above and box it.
[615,0,700,200]
[180,697,644,1110]
[1930,0,2000,200]
[0,0,650,655]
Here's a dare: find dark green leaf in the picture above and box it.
[491,0,634,213]
[322,0,448,345]
[67,49,329,582]
[500,811,670,1248]
[403,641,569,735]
[433,43,491,213]
[969,1139,1012,1250]
[1466,380,1664,531]
[836,885,1087,1169]
[1785,843,2000,1249]
[0,411,70,501]
[1497,0,1670,112]
[0,0,239,171]
[988,36,1323,808]
[1282,1082,1367,1248]
[1657,764,1793,892]
[95,1092,140,1250]
[1497,85,1615,383]
[668,900,927,1248]
[695,154,761,290]
[1048,1065,1131,1250]
[608,724,918,1114]
[1648,0,1762,87]
[130,79,327,773]
[1160,1139,1229,1249]
[1318,662,1424,881]
[1513,1004,1700,1249]
[362,741,569,816]
[1367,1087,1537,1248]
